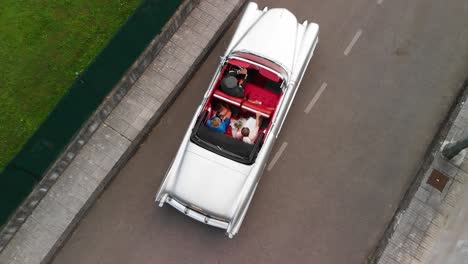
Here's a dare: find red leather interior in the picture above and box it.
[209,58,284,125]
[226,58,251,69]
[259,67,281,82]
[213,90,243,106]
[244,83,280,108]
[241,100,274,118]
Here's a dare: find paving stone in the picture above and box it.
[445,125,462,142]
[414,186,430,202]
[46,174,88,213]
[1,218,56,264]
[105,114,131,137]
[409,198,436,221]
[390,229,408,246]
[87,125,127,157]
[96,155,116,174]
[191,7,215,26]
[458,156,468,174]
[30,194,74,236]
[137,80,169,103]
[138,107,154,122]
[420,232,436,250]
[401,238,420,259]
[412,245,430,262]
[435,158,460,178]
[389,246,415,264]
[198,3,226,22]
[124,125,140,141]
[183,39,205,57]
[407,225,425,244]
[127,86,158,107]
[132,116,148,131]
[425,223,442,240]
[454,171,467,185]
[160,64,183,84]
[414,215,432,232]
[443,181,463,206]
[79,143,107,164]
[377,254,399,264]
[177,49,197,65]
[115,97,146,124]
[159,74,178,93]
[397,211,417,229]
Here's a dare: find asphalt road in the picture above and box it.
[52,0,468,263]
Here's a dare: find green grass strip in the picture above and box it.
[0,0,140,170]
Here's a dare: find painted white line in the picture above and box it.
[344,29,363,56]
[304,82,327,114]
[267,142,288,171]
[377,0,384,5]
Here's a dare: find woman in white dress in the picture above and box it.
[235,112,261,144]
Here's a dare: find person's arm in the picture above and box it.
[255,112,261,127]
[235,130,242,139]
[218,117,230,132]
[223,109,232,120]
[237,68,248,85]
[250,113,261,140]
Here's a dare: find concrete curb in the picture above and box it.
[0,0,246,263]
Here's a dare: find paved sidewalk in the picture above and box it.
[0,0,244,263]
[373,81,468,264]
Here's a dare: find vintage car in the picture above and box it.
[155,2,319,238]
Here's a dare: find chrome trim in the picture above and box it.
[229,54,286,81]
[213,93,241,106]
[165,196,229,230]
[241,105,270,118]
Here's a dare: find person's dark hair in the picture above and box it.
[241,127,250,137]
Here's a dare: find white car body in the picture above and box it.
[155,2,319,238]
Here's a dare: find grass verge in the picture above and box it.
[0,0,140,171]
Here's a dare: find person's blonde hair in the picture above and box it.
[211,117,221,128]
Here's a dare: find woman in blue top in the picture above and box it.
[206,104,232,133]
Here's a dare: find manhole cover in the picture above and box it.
[426,169,449,192]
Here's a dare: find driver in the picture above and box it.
[220,66,248,98]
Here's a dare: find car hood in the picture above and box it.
[227,7,299,74]
[165,142,253,219]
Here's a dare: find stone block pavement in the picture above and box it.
[0,0,245,263]
[373,83,468,264]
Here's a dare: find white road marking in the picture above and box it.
[304,82,327,114]
[344,29,363,56]
[377,0,384,5]
[267,142,288,171]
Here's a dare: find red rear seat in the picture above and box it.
[241,101,274,118]
[213,90,243,106]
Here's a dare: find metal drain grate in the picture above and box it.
[426,169,449,192]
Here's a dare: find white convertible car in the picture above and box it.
[155,2,319,238]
